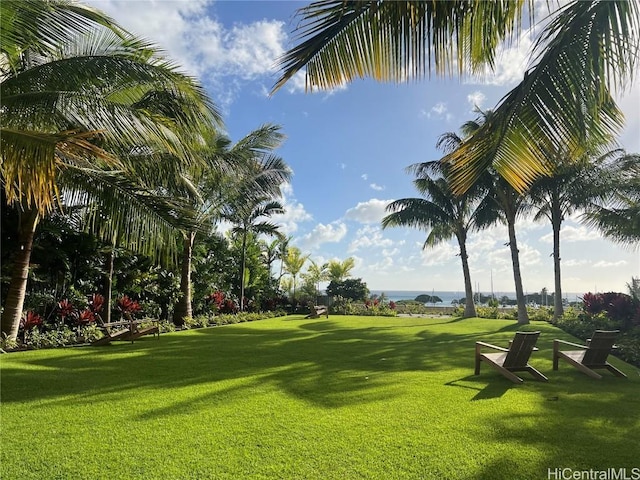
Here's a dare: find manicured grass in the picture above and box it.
[2,316,639,479]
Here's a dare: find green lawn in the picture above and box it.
[2,316,639,479]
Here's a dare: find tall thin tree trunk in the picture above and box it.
[507,217,529,324]
[551,199,564,322]
[104,242,115,324]
[1,208,40,341]
[240,231,247,312]
[457,232,477,318]
[174,231,195,325]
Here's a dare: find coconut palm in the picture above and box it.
[527,148,624,320]
[272,1,639,193]
[283,247,310,303]
[382,161,482,318]
[1,0,217,340]
[326,258,355,282]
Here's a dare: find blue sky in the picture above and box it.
[88,0,639,296]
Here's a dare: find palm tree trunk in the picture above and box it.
[1,208,40,341]
[507,218,529,324]
[240,231,247,312]
[551,202,564,323]
[457,233,477,318]
[174,231,195,325]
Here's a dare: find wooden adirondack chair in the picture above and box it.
[553,330,627,379]
[475,331,548,384]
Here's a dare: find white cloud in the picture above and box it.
[370,183,385,191]
[467,91,486,110]
[298,222,348,250]
[361,174,368,181]
[348,225,394,253]
[593,260,628,268]
[539,225,602,243]
[339,163,347,170]
[344,199,393,224]
[420,242,459,266]
[563,259,589,267]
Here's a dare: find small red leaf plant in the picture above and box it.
[20,311,43,342]
[117,295,141,320]
[57,299,77,327]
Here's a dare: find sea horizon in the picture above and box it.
[369,290,585,304]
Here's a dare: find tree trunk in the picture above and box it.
[240,231,247,312]
[1,208,40,341]
[457,232,477,318]
[507,217,529,324]
[551,196,564,322]
[174,231,195,325]
[104,243,115,324]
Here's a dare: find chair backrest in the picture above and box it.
[582,330,619,366]
[504,331,540,368]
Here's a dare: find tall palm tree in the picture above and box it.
[172,125,288,324]
[527,148,621,320]
[382,162,482,318]
[272,1,639,193]
[1,0,216,340]
[326,258,355,283]
[224,196,286,311]
[283,247,309,303]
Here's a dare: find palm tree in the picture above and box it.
[172,125,288,324]
[326,258,355,283]
[527,148,621,320]
[272,1,639,193]
[303,259,328,304]
[382,162,482,318]
[582,153,640,246]
[224,196,286,311]
[1,1,216,340]
[476,172,531,324]
[283,247,309,303]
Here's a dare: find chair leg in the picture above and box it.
[526,366,548,382]
[553,340,559,370]
[474,344,481,375]
[605,364,627,378]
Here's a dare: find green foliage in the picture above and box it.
[326,278,369,302]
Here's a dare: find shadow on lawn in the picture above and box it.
[1,317,482,409]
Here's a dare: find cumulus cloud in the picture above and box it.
[370,183,385,191]
[298,222,348,250]
[344,199,394,224]
[361,174,368,181]
[467,91,486,110]
[348,225,394,253]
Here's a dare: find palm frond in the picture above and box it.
[272,0,529,93]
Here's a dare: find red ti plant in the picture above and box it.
[21,311,43,330]
[57,299,76,324]
[389,301,396,310]
[117,295,141,317]
[89,293,105,314]
[77,309,96,325]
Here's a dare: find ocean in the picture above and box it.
[370,290,584,305]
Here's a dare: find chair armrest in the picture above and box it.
[553,339,588,349]
[476,341,509,352]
